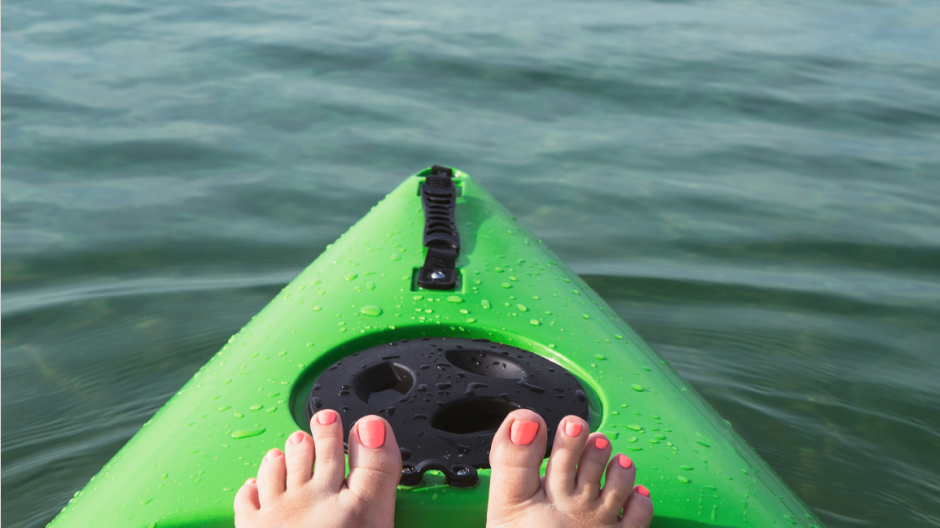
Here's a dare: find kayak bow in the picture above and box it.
[50,167,823,528]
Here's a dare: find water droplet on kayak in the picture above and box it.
[344,274,358,281]
[677,476,690,484]
[231,427,266,439]
[517,304,527,312]
[614,334,623,339]
[390,253,401,261]
[459,309,469,314]
[697,440,711,448]
[361,306,382,317]
[631,384,644,392]
[249,405,262,411]
[655,434,665,440]
[481,300,491,309]
[572,290,580,295]
[219,406,231,411]
[365,281,376,290]
[501,283,512,289]
[581,314,590,319]
[494,267,503,273]
[626,424,642,431]
[595,354,606,360]
[266,407,277,413]
[447,296,463,303]
[681,465,693,471]
[530,319,540,326]
[517,379,544,393]
[628,437,637,443]
[233,412,244,418]
[466,318,476,323]
[414,295,423,300]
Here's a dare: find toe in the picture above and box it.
[575,432,612,497]
[284,430,314,489]
[544,415,589,498]
[310,409,347,492]
[599,454,637,519]
[234,478,260,523]
[488,409,549,505]
[257,449,287,505]
[621,485,654,528]
[346,416,402,503]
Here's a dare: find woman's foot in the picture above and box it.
[234,410,403,528]
[486,410,654,528]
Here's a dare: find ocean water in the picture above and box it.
[3,0,939,526]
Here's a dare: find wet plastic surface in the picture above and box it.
[306,337,589,483]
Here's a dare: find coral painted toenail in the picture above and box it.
[289,431,305,445]
[636,485,650,497]
[564,422,582,437]
[618,454,633,469]
[266,449,282,460]
[245,478,256,485]
[594,437,609,449]
[358,419,386,449]
[510,420,539,445]
[317,410,337,425]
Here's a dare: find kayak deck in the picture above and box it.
[50,168,823,528]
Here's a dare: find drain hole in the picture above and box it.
[446,349,525,379]
[431,399,520,434]
[354,362,415,406]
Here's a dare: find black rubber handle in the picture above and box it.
[401,459,479,489]
[418,165,459,289]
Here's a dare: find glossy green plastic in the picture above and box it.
[50,169,824,528]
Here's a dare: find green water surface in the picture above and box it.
[3,0,940,527]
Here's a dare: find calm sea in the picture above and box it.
[3,0,939,526]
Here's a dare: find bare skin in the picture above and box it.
[487,409,653,528]
[234,409,653,528]
[234,410,402,528]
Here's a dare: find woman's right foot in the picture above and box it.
[486,410,654,528]
[234,409,403,528]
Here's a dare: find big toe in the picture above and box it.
[345,416,402,504]
[488,409,548,505]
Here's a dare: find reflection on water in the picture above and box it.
[3,0,940,526]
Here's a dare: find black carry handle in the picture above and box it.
[417,165,459,289]
[400,459,479,489]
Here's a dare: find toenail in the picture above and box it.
[265,449,282,460]
[289,431,305,445]
[618,454,633,469]
[317,410,337,425]
[594,437,609,449]
[510,420,539,445]
[358,419,386,449]
[245,478,257,485]
[564,422,582,437]
[636,484,650,497]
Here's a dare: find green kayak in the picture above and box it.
[50,167,824,528]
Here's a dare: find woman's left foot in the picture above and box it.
[234,410,403,528]
[486,409,654,528]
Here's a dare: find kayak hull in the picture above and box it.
[50,168,823,528]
